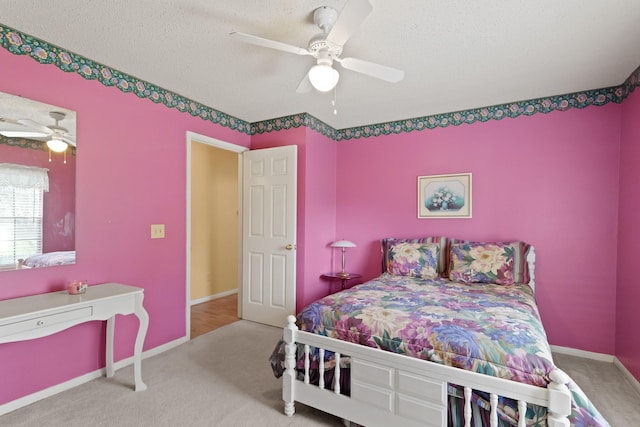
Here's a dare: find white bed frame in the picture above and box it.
[281,248,573,427]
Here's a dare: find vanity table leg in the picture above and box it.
[105,316,115,378]
[133,293,149,391]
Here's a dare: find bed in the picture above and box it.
[272,238,609,427]
[18,250,76,268]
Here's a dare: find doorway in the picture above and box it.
[186,131,247,339]
[190,294,239,338]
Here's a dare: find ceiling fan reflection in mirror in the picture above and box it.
[0,111,76,155]
[229,0,404,94]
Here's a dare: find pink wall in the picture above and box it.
[335,106,621,355]
[0,48,250,404]
[300,128,338,309]
[0,143,76,252]
[616,88,640,380]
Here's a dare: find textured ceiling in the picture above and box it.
[1,0,640,130]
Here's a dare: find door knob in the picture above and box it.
[285,244,295,250]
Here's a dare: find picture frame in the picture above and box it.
[418,173,472,218]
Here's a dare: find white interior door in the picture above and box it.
[242,145,297,327]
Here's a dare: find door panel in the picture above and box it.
[242,145,297,326]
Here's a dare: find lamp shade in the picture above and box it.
[46,137,68,153]
[330,240,356,248]
[308,64,340,92]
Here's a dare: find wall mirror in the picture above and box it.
[0,91,76,270]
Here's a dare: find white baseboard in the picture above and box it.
[613,357,640,397]
[551,345,640,396]
[0,335,188,416]
[0,369,104,416]
[190,288,237,306]
[140,335,188,362]
[550,345,615,362]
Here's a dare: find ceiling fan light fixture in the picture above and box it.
[308,64,340,92]
[47,136,68,153]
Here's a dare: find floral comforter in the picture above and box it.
[295,273,609,426]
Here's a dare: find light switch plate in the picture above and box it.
[151,224,165,239]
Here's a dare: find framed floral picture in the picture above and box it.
[418,173,472,218]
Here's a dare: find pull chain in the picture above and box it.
[332,85,338,115]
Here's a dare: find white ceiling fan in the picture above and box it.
[230,0,404,93]
[0,111,76,152]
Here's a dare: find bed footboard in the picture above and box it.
[283,316,571,427]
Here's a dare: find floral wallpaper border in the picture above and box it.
[335,82,637,141]
[2,24,639,142]
[0,134,77,155]
[0,25,252,135]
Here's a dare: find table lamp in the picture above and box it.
[330,240,356,278]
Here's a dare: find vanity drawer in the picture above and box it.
[0,306,93,338]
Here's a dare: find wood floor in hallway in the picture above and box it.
[190,293,240,339]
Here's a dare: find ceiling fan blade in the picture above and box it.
[58,136,76,146]
[295,71,313,94]
[1,117,50,138]
[229,32,311,56]
[326,0,373,46]
[0,130,49,138]
[17,118,53,135]
[337,57,404,83]
[0,116,22,126]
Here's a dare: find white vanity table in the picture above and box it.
[0,283,149,391]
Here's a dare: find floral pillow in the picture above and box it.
[382,236,448,275]
[387,242,440,279]
[449,241,530,285]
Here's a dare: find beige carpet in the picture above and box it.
[553,352,640,427]
[3,320,639,426]
[2,320,343,427]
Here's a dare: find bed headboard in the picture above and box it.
[526,246,536,292]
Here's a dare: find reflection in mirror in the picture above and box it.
[0,92,76,270]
